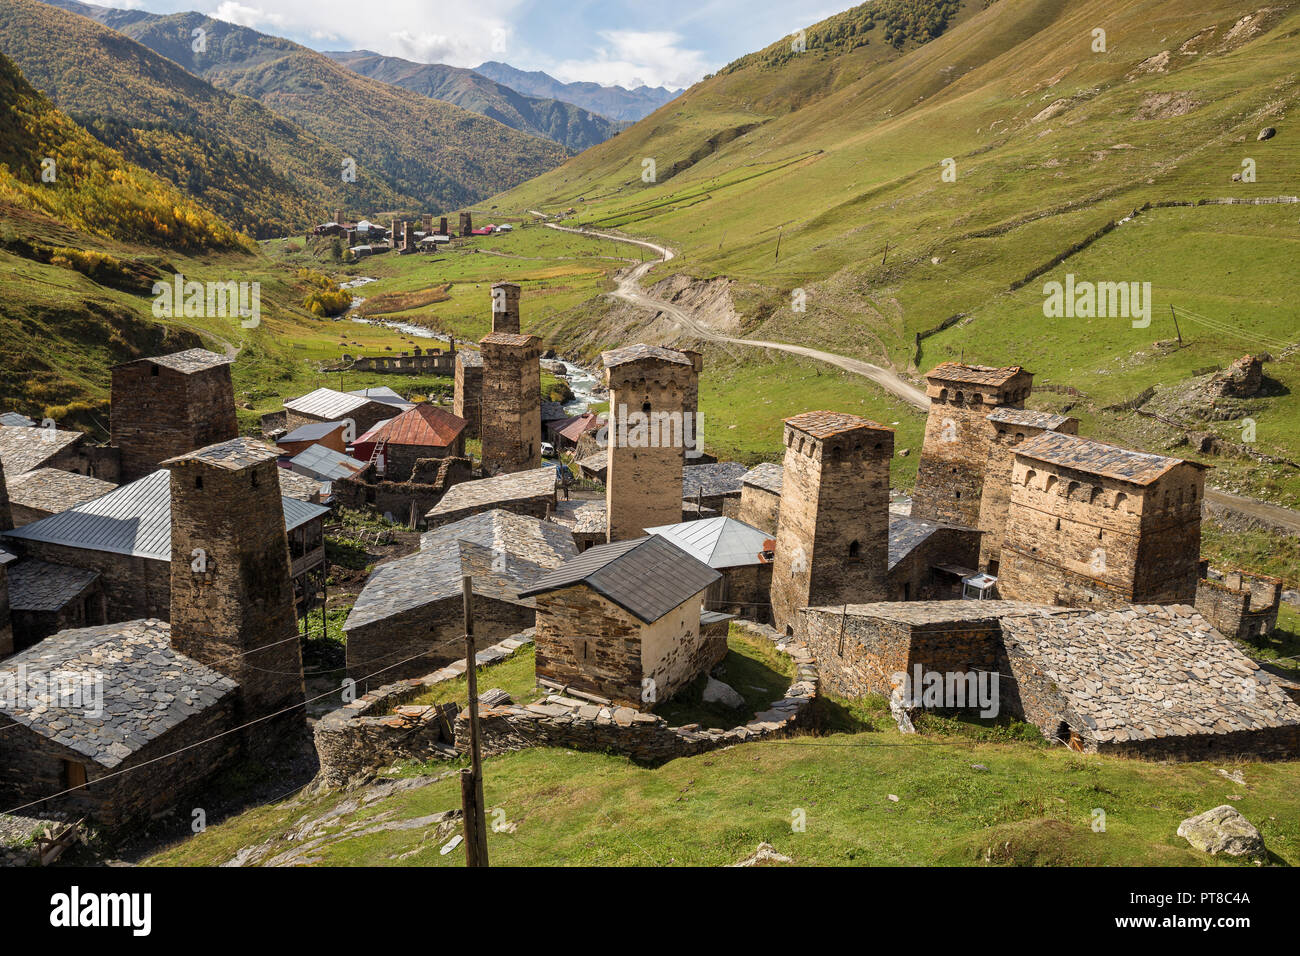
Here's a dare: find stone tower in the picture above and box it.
[0,456,12,656]
[0,454,11,533]
[770,411,893,637]
[439,216,449,235]
[454,349,484,439]
[479,332,542,475]
[164,438,305,734]
[602,345,696,541]
[911,363,1034,529]
[111,349,239,483]
[491,282,522,334]
[678,348,704,454]
[459,212,473,236]
[977,408,1078,574]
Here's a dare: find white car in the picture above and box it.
[540,441,556,459]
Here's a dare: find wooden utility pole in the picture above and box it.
[774,226,783,263]
[881,242,890,266]
[1169,305,1183,347]
[460,575,489,866]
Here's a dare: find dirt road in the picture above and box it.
[542,219,1300,532]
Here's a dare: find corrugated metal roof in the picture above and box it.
[289,444,367,481]
[284,387,374,420]
[280,421,346,444]
[645,516,770,568]
[3,470,326,560]
[520,535,719,623]
[348,386,410,406]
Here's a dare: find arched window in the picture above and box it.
[848,540,860,558]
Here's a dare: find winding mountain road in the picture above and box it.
[539,218,1300,533]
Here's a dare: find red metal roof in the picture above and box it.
[555,413,600,442]
[357,404,467,448]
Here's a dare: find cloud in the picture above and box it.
[212,2,287,29]
[550,30,709,89]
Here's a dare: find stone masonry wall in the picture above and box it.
[977,419,1078,571]
[533,584,643,706]
[480,334,542,475]
[454,359,483,439]
[770,418,891,637]
[6,541,168,622]
[733,485,781,536]
[111,362,238,483]
[1196,572,1282,641]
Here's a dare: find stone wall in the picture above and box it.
[977,419,1078,571]
[333,458,473,527]
[604,354,695,541]
[912,368,1032,528]
[770,414,892,637]
[732,485,780,536]
[884,525,980,601]
[716,562,773,622]
[385,440,464,484]
[1196,571,1282,641]
[0,695,239,831]
[345,594,534,691]
[348,350,455,375]
[479,334,542,475]
[491,283,521,334]
[999,457,1203,607]
[0,565,11,657]
[111,361,238,483]
[533,584,645,706]
[454,355,483,439]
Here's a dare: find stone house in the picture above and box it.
[336,458,474,528]
[6,468,116,526]
[997,432,1207,608]
[645,516,773,622]
[0,425,91,478]
[912,363,1034,529]
[282,387,394,439]
[2,469,328,623]
[276,421,349,458]
[352,403,468,481]
[885,515,981,602]
[1195,569,1282,641]
[4,558,105,651]
[344,509,577,688]
[682,461,749,514]
[770,411,894,637]
[110,349,238,483]
[729,461,782,535]
[976,408,1078,574]
[521,535,723,709]
[424,466,556,529]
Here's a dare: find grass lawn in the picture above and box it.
[654,629,793,727]
[405,644,542,711]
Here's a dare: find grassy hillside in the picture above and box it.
[487,0,1300,505]
[325,52,622,153]
[92,9,568,220]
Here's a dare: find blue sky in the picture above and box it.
[97,0,846,89]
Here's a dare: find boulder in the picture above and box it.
[1258,127,1277,141]
[702,677,745,709]
[1177,805,1265,857]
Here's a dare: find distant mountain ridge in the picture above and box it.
[473,61,681,123]
[25,0,567,230]
[324,51,623,153]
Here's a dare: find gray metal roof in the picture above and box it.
[284,387,376,420]
[645,516,770,569]
[520,535,719,624]
[0,619,236,768]
[348,386,411,407]
[279,421,346,443]
[3,470,326,560]
[289,444,367,482]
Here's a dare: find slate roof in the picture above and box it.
[0,619,236,768]
[162,437,280,470]
[887,515,951,571]
[540,400,568,423]
[347,518,569,631]
[741,461,783,495]
[419,509,577,568]
[576,452,607,475]
[284,387,376,420]
[1015,431,1204,486]
[113,348,230,374]
[289,445,367,482]
[480,332,538,347]
[6,559,100,612]
[926,362,1027,387]
[457,350,484,368]
[426,467,556,519]
[645,516,770,569]
[356,404,466,448]
[1000,605,1300,743]
[601,344,691,368]
[683,462,749,499]
[277,468,325,502]
[520,535,720,624]
[6,468,116,517]
[0,412,35,427]
[784,411,890,440]
[279,421,347,444]
[3,470,325,560]
[986,408,1074,430]
[802,599,1072,628]
[0,426,84,476]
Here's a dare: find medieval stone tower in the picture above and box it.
[911,363,1034,529]
[977,408,1079,574]
[602,345,696,541]
[454,349,484,439]
[164,438,305,734]
[491,282,522,334]
[479,332,542,475]
[771,411,893,637]
[111,349,239,483]
[459,212,473,236]
[439,216,449,236]
[678,348,704,454]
